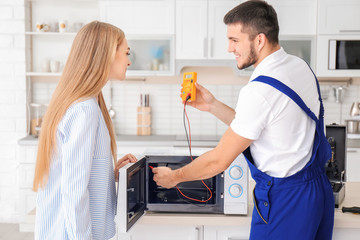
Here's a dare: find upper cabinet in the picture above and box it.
[175,0,240,60]
[267,0,317,35]
[99,0,175,35]
[99,0,175,76]
[318,0,360,35]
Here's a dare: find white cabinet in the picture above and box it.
[176,0,239,59]
[346,148,360,182]
[318,0,360,35]
[267,0,317,35]
[99,0,175,35]
[99,0,175,76]
[118,225,203,240]
[204,225,250,240]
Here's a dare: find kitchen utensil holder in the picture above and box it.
[137,107,151,136]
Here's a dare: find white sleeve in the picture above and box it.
[60,104,100,240]
[230,83,274,140]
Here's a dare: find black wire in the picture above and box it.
[183,98,192,158]
[181,98,210,207]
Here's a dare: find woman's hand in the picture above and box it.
[181,83,216,112]
[114,154,137,182]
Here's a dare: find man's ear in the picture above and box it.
[256,33,266,51]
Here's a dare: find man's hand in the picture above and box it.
[152,167,179,189]
[114,154,137,182]
[181,83,216,112]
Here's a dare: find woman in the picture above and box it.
[33,21,136,240]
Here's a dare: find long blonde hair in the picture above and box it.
[33,21,124,191]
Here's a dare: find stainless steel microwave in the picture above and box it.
[329,40,360,70]
[116,154,249,233]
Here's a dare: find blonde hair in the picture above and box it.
[33,21,124,191]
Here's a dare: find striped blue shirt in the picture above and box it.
[35,98,116,240]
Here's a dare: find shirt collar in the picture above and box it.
[250,47,287,82]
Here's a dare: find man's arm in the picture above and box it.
[153,127,253,188]
[185,83,235,125]
[209,99,236,126]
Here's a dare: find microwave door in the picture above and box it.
[116,157,146,233]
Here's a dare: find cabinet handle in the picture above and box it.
[347,150,358,153]
[195,226,202,240]
[210,38,214,58]
[204,38,208,58]
[339,30,360,33]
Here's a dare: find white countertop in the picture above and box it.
[24,182,360,232]
[18,135,220,148]
[136,181,360,229]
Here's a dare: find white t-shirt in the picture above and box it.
[230,48,320,178]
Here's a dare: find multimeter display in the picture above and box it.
[182,72,197,102]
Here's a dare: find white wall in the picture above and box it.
[0,0,26,223]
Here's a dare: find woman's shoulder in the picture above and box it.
[60,97,101,128]
[68,97,100,114]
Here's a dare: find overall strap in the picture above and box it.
[252,75,320,123]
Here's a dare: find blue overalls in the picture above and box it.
[243,75,335,240]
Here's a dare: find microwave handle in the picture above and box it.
[328,40,337,70]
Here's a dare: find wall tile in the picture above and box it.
[13,5,24,20]
[0,20,24,34]
[0,119,16,132]
[0,6,13,19]
[0,35,13,48]
[0,49,24,62]
[0,90,16,104]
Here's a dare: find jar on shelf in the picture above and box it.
[30,103,45,137]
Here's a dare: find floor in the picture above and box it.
[0,224,34,240]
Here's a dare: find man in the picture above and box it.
[152,1,334,239]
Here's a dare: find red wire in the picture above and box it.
[175,100,213,203]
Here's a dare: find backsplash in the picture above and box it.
[32,79,359,136]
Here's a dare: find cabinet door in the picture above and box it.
[204,225,250,240]
[99,0,175,35]
[318,0,360,35]
[176,0,208,59]
[208,0,239,59]
[125,225,203,240]
[267,0,317,35]
[346,148,360,182]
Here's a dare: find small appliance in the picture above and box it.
[326,124,347,208]
[329,39,360,70]
[116,154,248,233]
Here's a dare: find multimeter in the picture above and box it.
[181,72,197,102]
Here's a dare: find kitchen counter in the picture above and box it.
[135,181,360,229]
[19,134,360,149]
[18,134,220,148]
[23,181,360,236]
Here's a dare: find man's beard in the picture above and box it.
[237,42,258,70]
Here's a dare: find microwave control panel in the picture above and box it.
[224,154,248,215]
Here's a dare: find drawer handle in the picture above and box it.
[347,150,358,153]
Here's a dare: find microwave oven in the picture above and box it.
[329,39,360,70]
[116,154,249,233]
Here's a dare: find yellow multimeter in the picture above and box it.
[181,72,197,102]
